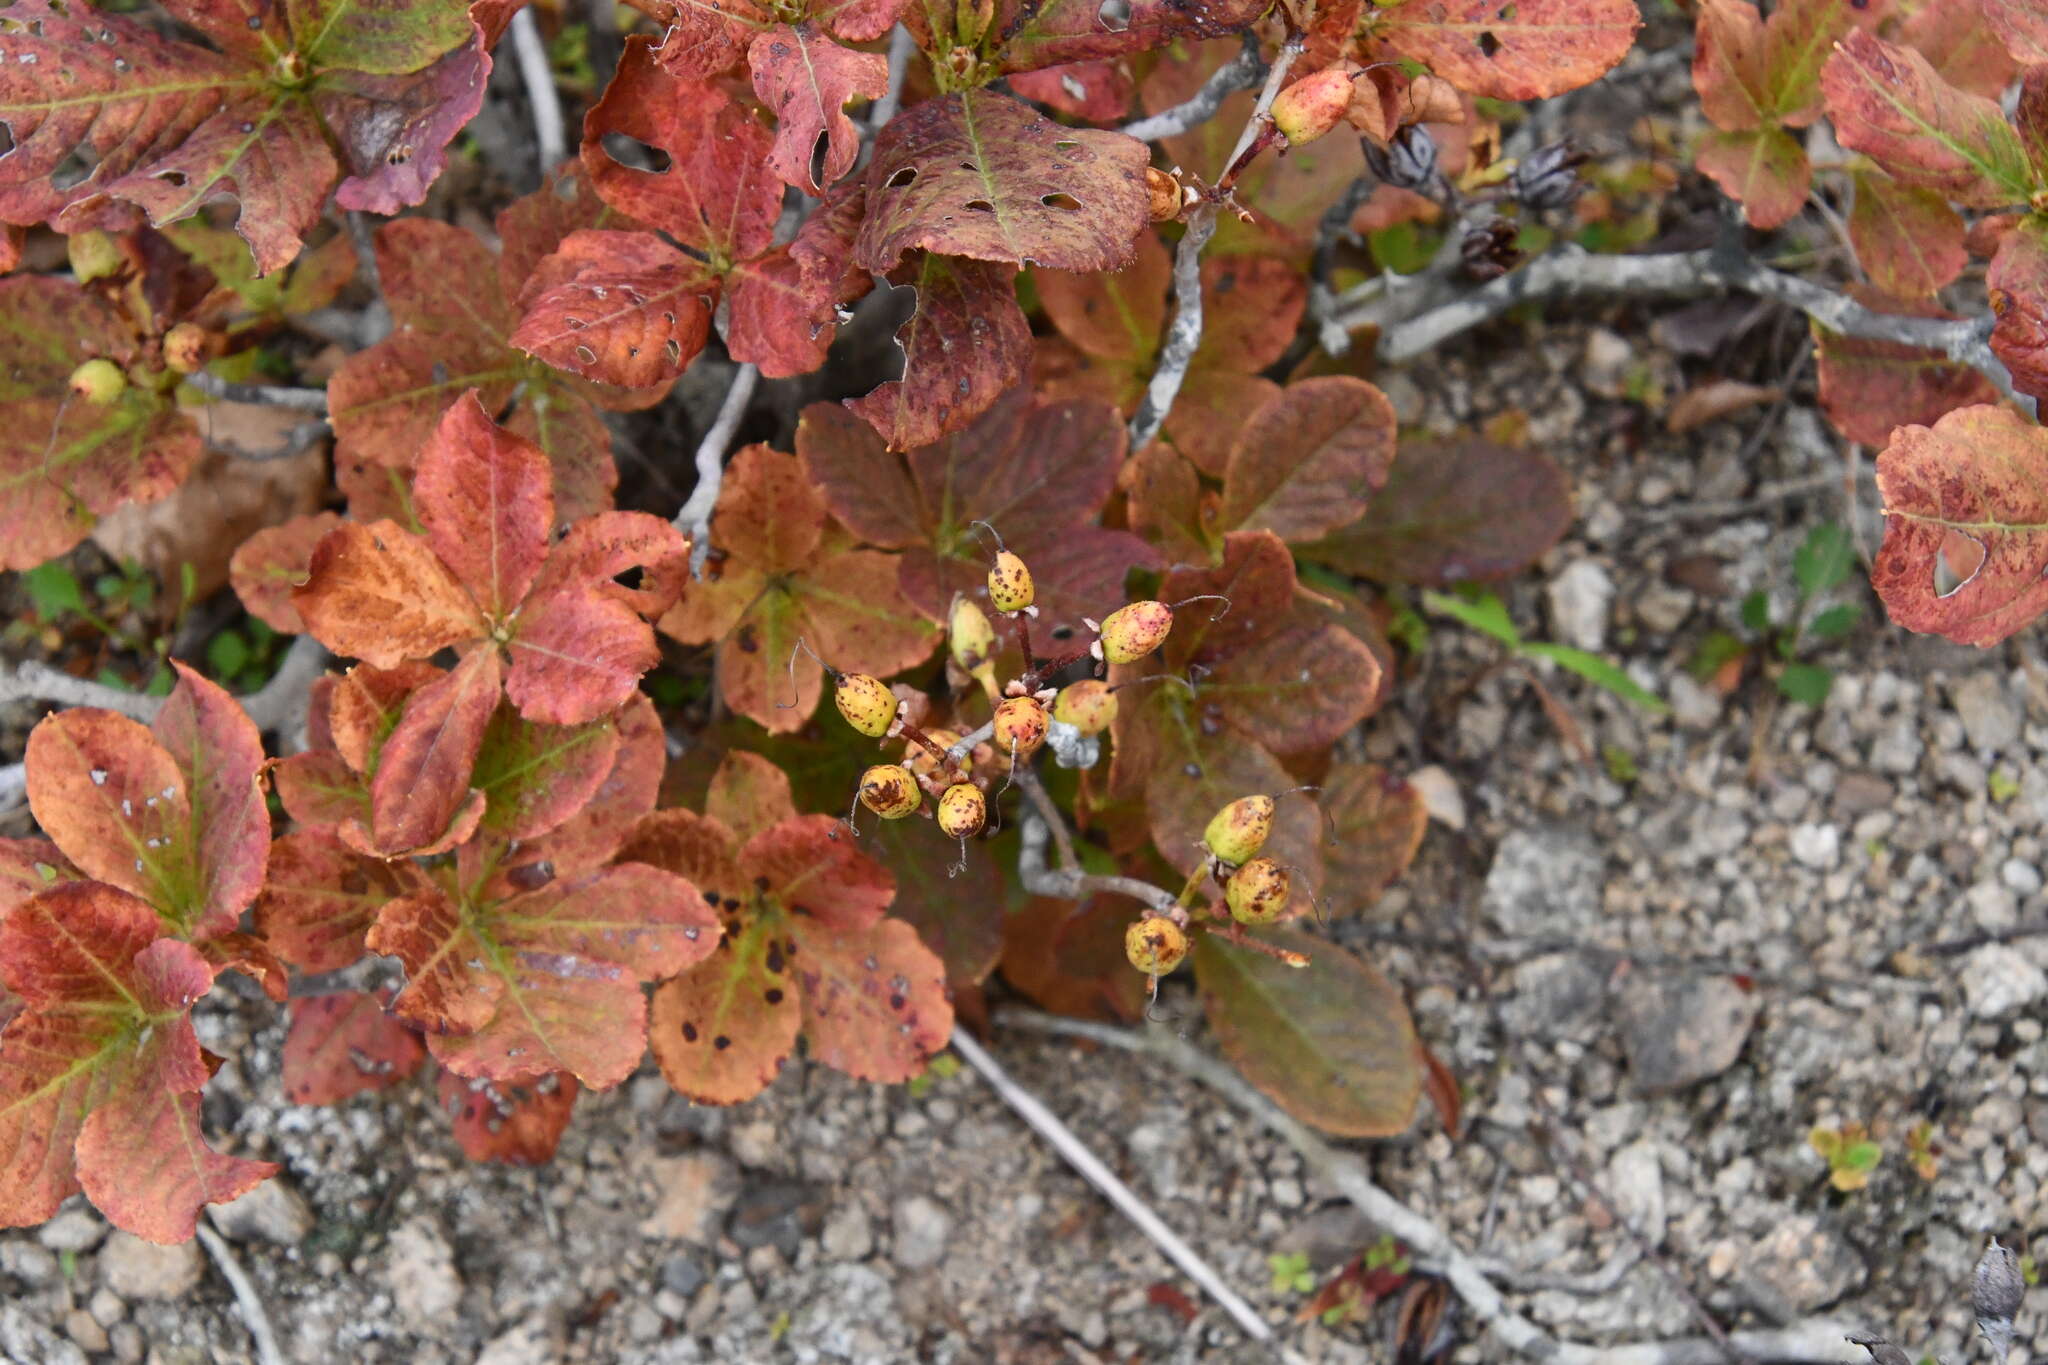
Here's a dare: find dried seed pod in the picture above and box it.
[1460,217,1522,281]
[1364,123,1439,192]
[1273,67,1356,146]
[988,549,1035,614]
[1125,915,1189,975]
[1094,600,1172,665]
[163,322,213,374]
[857,764,921,819]
[1511,139,1589,211]
[834,673,898,737]
[949,596,997,670]
[68,358,127,404]
[991,695,1048,757]
[1052,679,1117,734]
[936,782,987,839]
[1203,794,1274,866]
[1225,857,1291,925]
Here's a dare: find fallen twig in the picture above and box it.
[0,634,328,738]
[674,362,761,577]
[1119,33,1267,144]
[196,1224,287,1365]
[184,371,330,414]
[949,1029,1304,1362]
[509,5,567,180]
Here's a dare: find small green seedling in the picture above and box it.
[1423,584,1666,712]
[1809,1121,1882,1192]
[1268,1250,1316,1296]
[905,1051,961,1099]
[1693,523,1861,706]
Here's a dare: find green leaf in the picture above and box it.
[206,630,251,682]
[1421,588,1521,649]
[1520,642,1667,711]
[1776,662,1835,706]
[1740,590,1773,633]
[21,562,85,618]
[1690,629,1748,679]
[1841,1140,1883,1171]
[1794,523,1856,597]
[1805,603,1861,640]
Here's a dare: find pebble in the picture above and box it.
[0,1307,86,1365]
[62,1309,106,1354]
[1406,765,1466,831]
[207,1177,313,1245]
[1667,674,1723,730]
[727,1181,813,1257]
[1789,822,1840,870]
[1618,974,1759,1094]
[474,1316,559,1365]
[0,1241,58,1288]
[638,1151,739,1245]
[821,1203,874,1262]
[1738,1212,1865,1315]
[1547,560,1617,652]
[1501,953,1609,1044]
[1582,328,1633,397]
[1961,945,2048,1019]
[1482,825,1605,936]
[2001,858,2042,896]
[97,1233,201,1301]
[1607,1141,1667,1245]
[379,1217,462,1329]
[36,1208,106,1253]
[1951,672,2022,753]
[891,1196,952,1270]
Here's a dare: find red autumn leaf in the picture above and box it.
[295,392,690,725]
[24,663,267,942]
[1006,63,1136,123]
[638,0,898,80]
[1122,440,1216,565]
[799,387,1159,641]
[1900,0,2020,98]
[0,839,82,917]
[1216,377,1397,543]
[0,0,485,274]
[281,991,427,1106]
[439,1069,579,1165]
[863,812,1006,990]
[510,230,715,389]
[660,443,939,731]
[0,883,275,1240]
[846,252,1035,449]
[1871,404,2048,646]
[471,705,623,844]
[1820,30,2038,207]
[372,859,722,1089]
[990,0,1266,74]
[1365,0,1640,102]
[1848,170,1967,297]
[749,25,890,195]
[367,648,502,856]
[257,828,427,973]
[857,92,1150,275]
[705,750,800,844]
[0,275,203,572]
[1319,763,1428,916]
[1696,127,1810,229]
[1813,289,2002,447]
[1980,0,2048,63]
[512,693,669,880]
[1298,434,1574,586]
[629,774,950,1104]
[1692,0,1771,131]
[998,895,1147,1022]
[1988,219,2048,406]
[229,511,346,634]
[1193,925,1420,1137]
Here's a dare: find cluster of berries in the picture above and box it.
[1122,792,1303,988]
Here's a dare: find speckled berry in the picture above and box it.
[163,322,212,375]
[857,764,921,819]
[988,550,1034,614]
[936,782,987,839]
[834,673,897,737]
[992,695,1048,757]
[1125,916,1189,975]
[1225,857,1292,925]
[1203,794,1274,866]
[1052,680,1117,734]
[1096,600,1172,665]
[68,358,127,404]
[949,596,997,671]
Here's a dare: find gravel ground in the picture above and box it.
[6,297,2047,1365]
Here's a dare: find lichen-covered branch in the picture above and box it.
[0,634,328,736]
[1019,811,1178,913]
[183,371,330,413]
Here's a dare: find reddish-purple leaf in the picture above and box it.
[1007,63,1136,123]
[1989,219,2048,406]
[1848,170,1967,297]
[412,391,557,619]
[850,252,1035,449]
[512,230,716,388]
[1368,0,1641,101]
[1696,127,1810,229]
[151,663,270,939]
[281,992,427,1106]
[1813,288,2001,447]
[1319,763,1428,915]
[1900,0,2020,98]
[294,519,485,670]
[368,648,502,856]
[648,914,802,1105]
[230,512,347,634]
[440,1069,579,1164]
[1217,377,1396,543]
[741,815,897,931]
[749,25,889,194]
[1821,30,2036,205]
[1980,0,2048,63]
[990,0,1266,74]
[257,828,426,973]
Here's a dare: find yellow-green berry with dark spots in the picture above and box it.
[1203,794,1274,866]
[936,782,987,839]
[1125,915,1189,975]
[1094,600,1173,665]
[857,764,921,819]
[992,695,1048,758]
[1225,857,1292,925]
[949,596,997,670]
[834,673,898,737]
[988,550,1034,614]
[67,358,127,404]
[1052,679,1117,734]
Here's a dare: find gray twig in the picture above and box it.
[674,362,760,578]
[949,1030,1301,1361]
[0,635,328,737]
[0,761,24,818]
[1020,811,1178,913]
[1118,33,1268,143]
[509,5,567,181]
[868,25,916,138]
[196,1224,287,1365]
[184,371,329,414]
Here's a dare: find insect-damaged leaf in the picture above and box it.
[1871,404,2048,646]
[511,230,715,389]
[649,913,803,1106]
[846,252,1035,450]
[1848,171,1966,297]
[858,92,1151,274]
[1217,377,1396,543]
[799,387,1158,640]
[1812,289,2001,448]
[0,883,275,1240]
[660,444,939,731]
[1194,926,1421,1138]
[440,1070,580,1165]
[749,25,889,195]
[1988,218,2048,407]
[25,664,267,942]
[0,276,203,572]
[637,0,897,80]
[1820,31,2039,206]
[1365,0,1640,102]
[1298,434,1573,586]
[281,991,426,1106]
[295,519,485,671]
[0,0,485,275]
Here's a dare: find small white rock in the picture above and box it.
[380,1217,462,1329]
[97,1233,201,1301]
[2001,858,2043,896]
[1961,944,2048,1019]
[1788,823,1840,871]
[1407,765,1466,831]
[1546,560,1616,652]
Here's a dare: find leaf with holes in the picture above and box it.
[1216,378,1396,543]
[659,443,939,731]
[1813,289,2001,448]
[1196,927,1421,1138]
[1849,171,1966,297]
[749,25,889,195]
[1319,764,1428,916]
[1696,127,1809,229]
[511,230,716,389]
[0,840,81,917]
[24,664,267,943]
[1820,31,2040,206]
[845,252,1035,449]
[799,386,1158,641]
[858,92,1150,274]
[1364,0,1641,102]
[0,0,485,275]
[637,0,897,79]
[0,276,203,572]
[280,991,426,1106]
[0,882,276,1240]
[1989,218,2048,407]
[1871,404,2048,646]
[1298,434,1573,586]
[440,1070,579,1165]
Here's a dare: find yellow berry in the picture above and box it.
[1124,916,1189,975]
[1203,794,1274,866]
[1226,857,1292,925]
[1096,600,1173,665]
[988,550,1034,614]
[834,673,897,737]
[163,322,212,375]
[907,728,961,782]
[949,596,997,671]
[1052,679,1117,735]
[991,695,1048,758]
[857,764,921,819]
[936,782,986,839]
[67,358,127,404]
[66,230,123,283]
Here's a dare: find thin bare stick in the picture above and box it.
[996,1010,1867,1365]
[674,362,761,577]
[948,1030,1302,1362]
[509,5,567,180]
[197,1224,287,1365]
[0,635,327,736]
[1119,32,1267,143]
[1013,765,1078,871]
[1020,811,1178,913]
[183,371,330,414]
[945,719,996,764]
